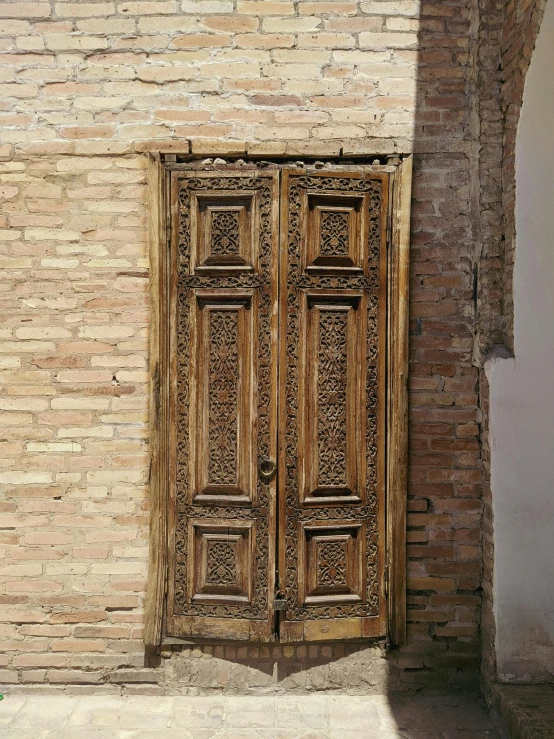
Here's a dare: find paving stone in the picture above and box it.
[118,696,174,730]
[172,697,225,729]
[9,695,79,730]
[121,731,198,739]
[0,693,504,738]
[441,732,501,739]
[328,697,384,730]
[0,696,27,727]
[66,696,125,727]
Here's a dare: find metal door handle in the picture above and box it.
[258,459,276,482]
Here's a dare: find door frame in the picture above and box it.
[144,152,412,649]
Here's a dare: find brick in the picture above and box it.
[0,397,49,411]
[361,1,420,15]
[0,610,47,624]
[0,472,51,484]
[54,3,115,16]
[51,639,106,652]
[0,3,51,18]
[0,563,42,576]
[359,31,418,48]
[110,668,159,683]
[48,669,105,683]
[13,654,66,667]
[0,20,32,34]
[57,370,114,383]
[173,33,232,47]
[201,16,258,32]
[50,612,107,624]
[117,1,177,13]
[237,1,295,13]
[182,0,233,10]
[261,17,321,32]
[0,670,18,682]
[24,228,80,241]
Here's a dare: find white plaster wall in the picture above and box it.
[487,0,554,683]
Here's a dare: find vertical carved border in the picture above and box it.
[144,154,170,648]
[387,154,412,646]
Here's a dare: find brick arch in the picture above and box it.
[501,0,548,347]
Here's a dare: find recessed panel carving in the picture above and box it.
[318,309,349,487]
[299,293,365,504]
[208,309,239,486]
[189,521,254,605]
[211,211,241,257]
[303,193,367,274]
[320,210,350,257]
[299,523,365,606]
[191,292,255,503]
[190,192,257,273]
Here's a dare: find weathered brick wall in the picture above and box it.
[0,0,501,692]
[478,0,547,700]
[500,0,547,348]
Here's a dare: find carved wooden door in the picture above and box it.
[278,168,388,642]
[165,170,279,641]
[164,164,388,643]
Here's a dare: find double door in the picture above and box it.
[164,164,389,642]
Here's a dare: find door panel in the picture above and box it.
[299,291,365,505]
[190,291,256,504]
[279,168,388,642]
[166,170,279,641]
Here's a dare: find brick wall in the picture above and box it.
[0,0,507,692]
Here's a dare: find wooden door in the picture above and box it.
[165,170,279,641]
[278,168,388,642]
[158,163,395,645]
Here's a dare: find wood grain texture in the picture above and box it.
[165,170,279,642]
[387,154,412,646]
[278,167,388,641]
[144,154,170,648]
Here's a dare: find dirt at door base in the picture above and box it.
[154,641,478,695]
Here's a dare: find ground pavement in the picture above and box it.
[0,692,503,738]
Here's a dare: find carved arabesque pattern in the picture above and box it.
[173,174,273,620]
[211,211,240,255]
[208,310,238,486]
[284,174,383,621]
[320,211,349,256]
[206,540,237,586]
[317,310,348,486]
[318,541,348,587]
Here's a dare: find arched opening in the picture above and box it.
[487,0,554,683]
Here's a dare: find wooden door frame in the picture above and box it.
[144,152,412,649]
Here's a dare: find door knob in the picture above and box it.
[258,459,276,482]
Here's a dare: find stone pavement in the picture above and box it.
[0,692,502,738]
